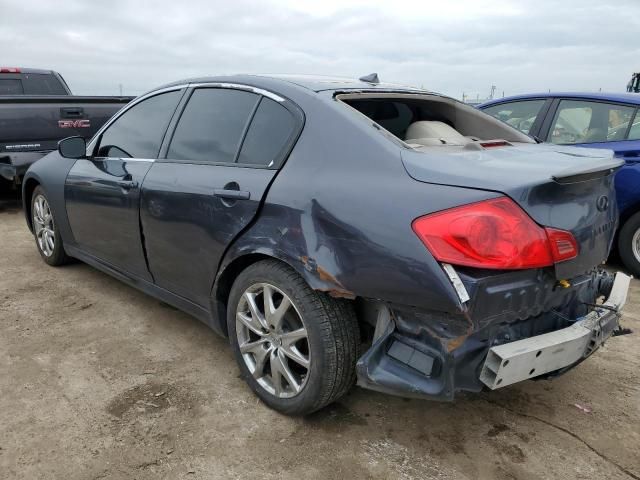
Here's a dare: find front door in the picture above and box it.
[65,89,184,280]
[140,86,301,306]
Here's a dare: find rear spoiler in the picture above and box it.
[552,157,623,184]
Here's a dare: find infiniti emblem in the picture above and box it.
[596,195,609,212]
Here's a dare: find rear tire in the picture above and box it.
[31,186,70,266]
[227,259,359,416]
[618,212,640,277]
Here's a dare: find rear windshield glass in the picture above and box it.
[339,94,533,146]
[0,79,24,94]
[23,74,67,95]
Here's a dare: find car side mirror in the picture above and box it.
[58,136,87,159]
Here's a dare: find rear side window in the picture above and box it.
[237,97,296,167]
[0,79,23,94]
[482,100,545,135]
[22,74,67,95]
[548,100,635,144]
[167,88,259,163]
[97,90,182,158]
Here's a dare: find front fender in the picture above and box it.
[21,151,77,246]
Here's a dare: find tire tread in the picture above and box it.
[227,259,359,414]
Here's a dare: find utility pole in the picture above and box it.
[119,83,123,96]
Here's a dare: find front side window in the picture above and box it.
[167,88,259,163]
[482,100,545,135]
[548,100,635,144]
[97,90,182,158]
[236,97,296,167]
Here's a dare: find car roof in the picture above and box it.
[158,74,426,95]
[0,67,56,75]
[478,91,640,108]
[248,74,425,92]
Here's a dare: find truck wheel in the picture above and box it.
[227,259,359,416]
[618,211,640,277]
[31,186,70,266]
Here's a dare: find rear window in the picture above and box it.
[339,94,533,145]
[0,79,24,95]
[345,99,415,138]
[22,73,68,95]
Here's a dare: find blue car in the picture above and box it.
[479,92,640,275]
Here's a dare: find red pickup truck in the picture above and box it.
[0,67,133,192]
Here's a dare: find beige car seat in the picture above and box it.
[405,120,469,146]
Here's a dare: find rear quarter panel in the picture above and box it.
[220,91,498,314]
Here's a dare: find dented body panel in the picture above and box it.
[22,74,629,401]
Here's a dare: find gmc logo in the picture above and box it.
[58,119,90,128]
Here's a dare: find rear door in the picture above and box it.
[541,98,640,158]
[140,85,302,306]
[541,98,640,216]
[65,89,184,280]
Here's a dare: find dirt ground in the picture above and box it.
[1,196,639,480]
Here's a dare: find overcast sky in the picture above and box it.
[1,0,639,99]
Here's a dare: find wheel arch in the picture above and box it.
[612,202,640,255]
[22,177,41,233]
[620,201,640,226]
[210,249,357,337]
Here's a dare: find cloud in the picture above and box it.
[0,0,638,98]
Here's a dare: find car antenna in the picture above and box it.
[359,73,380,84]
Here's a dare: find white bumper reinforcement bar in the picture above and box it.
[480,272,631,390]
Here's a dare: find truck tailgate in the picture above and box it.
[0,95,132,154]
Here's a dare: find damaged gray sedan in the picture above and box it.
[22,74,631,415]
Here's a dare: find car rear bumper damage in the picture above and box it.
[356,269,631,400]
[479,271,629,389]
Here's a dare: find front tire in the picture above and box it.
[227,260,359,416]
[31,186,70,266]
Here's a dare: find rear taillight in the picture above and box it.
[0,67,21,73]
[412,197,578,270]
[546,228,579,263]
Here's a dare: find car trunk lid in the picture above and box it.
[401,143,622,279]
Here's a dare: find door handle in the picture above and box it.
[60,107,84,118]
[213,189,250,200]
[117,180,138,190]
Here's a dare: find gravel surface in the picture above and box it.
[1,198,639,480]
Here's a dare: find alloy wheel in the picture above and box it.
[33,194,55,257]
[235,283,310,398]
[633,228,640,263]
